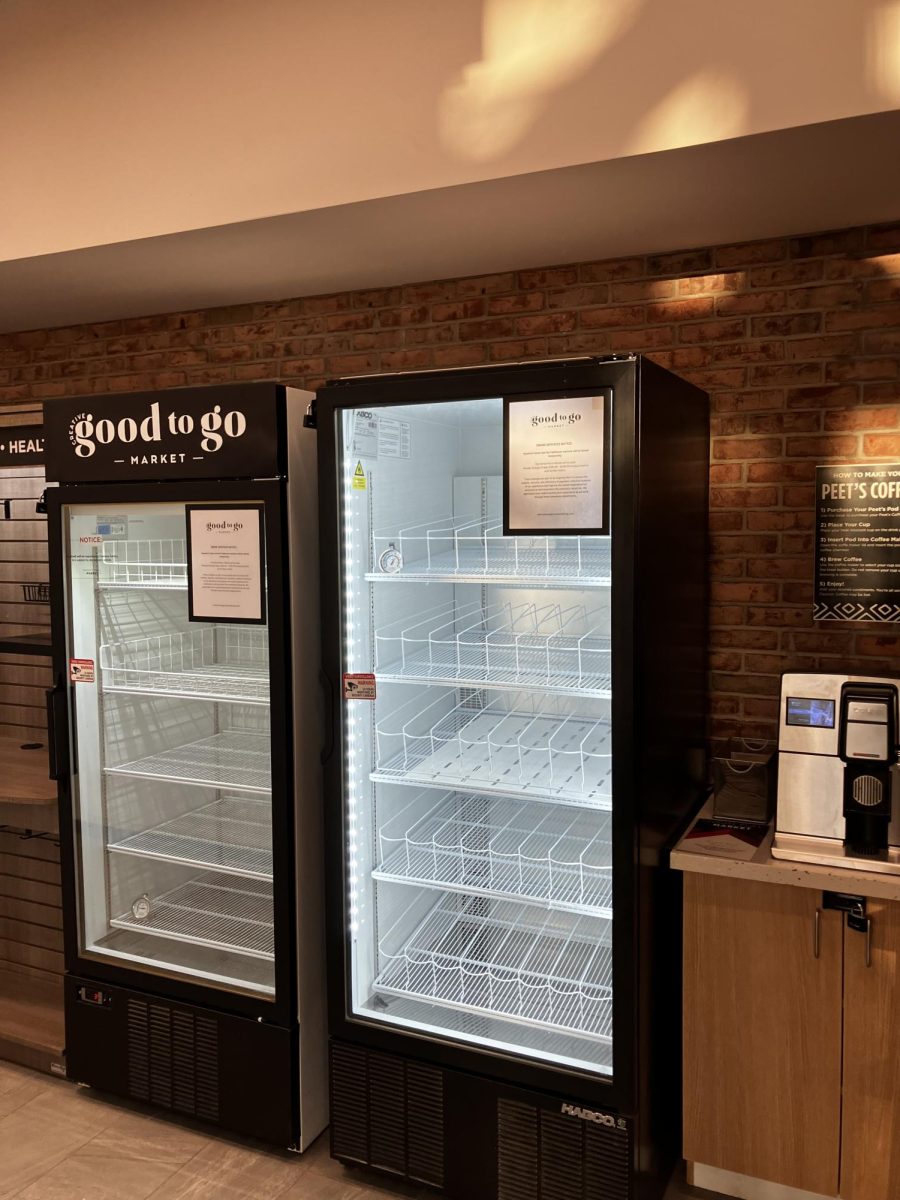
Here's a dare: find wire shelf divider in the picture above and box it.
[101,626,270,704]
[105,731,271,794]
[97,538,188,589]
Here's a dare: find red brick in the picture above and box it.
[863,383,900,403]
[711,534,779,555]
[402,280,457,304]
[712,697,742,716]
[713,436,782,460]
[864,330,900,354]
[785,384,858,409]
[866,222,900,253]
[380,349,434,371]
[326,353,380,375]
[784,334,858,359]
[547,285,609,309]
[353,330,404,351]
[709,463,743,483]
[711,671,780,695]
[713,389,785,413]
[747,606,812,627]
[488,293,545,315]
[791,229,866,258]
[716,239,787,268]
[749,261,824,287]
[785,434,858,457]
[823,303,900,331]
[783,485,815,506]
[825,407,898,431]
[787,283,863,309]
[490,338,549,361]
[857,633,900,656]
[517,266,579,289]
[710,557,745,579]
[376,306,428,328]
[680,367,748,390]
[746,558,810,580]
[781,582,813,603]
[458,318,515,342]
[578,304,644,329]
[791,630,855,653]
[677,273,743,295]
[352,288,402,309]
[711,583,780,604]
[645,298,715,322]
[710,604,746,624]
[431,299,485,322]
[679,318,746,343]
[609,279,677,302]
[432,344,488,368]
[709,486,778,508]
[710,628,779,650]
[742,697,781,721]
[579,258,645,282]
[280,357,326,376]
[750,362,824,386]
[749,313,820,337]
[864,434,900,457]
[711,651,743,671]
[277,317,325,338]
[865,279,900,303]
[827,358,900,382]
[516,313,576,336]
[744,652,791,674]
[299,294,352,316]
[646,249,712,275]
[711,416,747,436]
[717,290,786,315]
[709,512,745,532]
[825,253,900,280]
[208,345,254,363]
[608,327,674,351]
[325,311,376,333]
[402,326,454,347]
[781,533,814,553]
[456,272,515,297]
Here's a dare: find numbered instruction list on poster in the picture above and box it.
[815,463,900,621]
[504,394,609,535]
[186,505,266,624]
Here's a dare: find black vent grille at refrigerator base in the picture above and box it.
[126,998,220,1123]
[498,1099,631,1200]
[330,1042,445,1188]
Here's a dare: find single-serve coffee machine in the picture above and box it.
[773,672,900,874]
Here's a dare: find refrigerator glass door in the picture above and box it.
[339,398,614,1075]
[64,501,275,997]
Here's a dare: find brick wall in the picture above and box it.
[2,221,900,740]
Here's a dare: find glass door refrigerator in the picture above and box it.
[317,357,708,1200]
[43,383,327,1149]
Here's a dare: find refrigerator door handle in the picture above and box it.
[319,668,335,764]
[45,682,69,781]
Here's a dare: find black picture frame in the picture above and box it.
[185,502,267,625]
[502,389,612,536]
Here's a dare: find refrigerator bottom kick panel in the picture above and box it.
[65,976,298,1149]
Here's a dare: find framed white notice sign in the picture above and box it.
[503,393,610,535]
[186,504,266,624]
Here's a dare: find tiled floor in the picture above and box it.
[0,1059,711,1199]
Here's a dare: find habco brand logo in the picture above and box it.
[68,400,248,463]
[560,1103,627,1130]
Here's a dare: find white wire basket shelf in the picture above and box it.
[110,870,273,959]
[108,795,273,880]
[105,731,271,794]
[373,792,612,917]
[372,692,612,807]
[374,896,612,1042]
[101,627,270,705]
[375,600,611,697]
[98,539,188,589]
[367,515,610,586]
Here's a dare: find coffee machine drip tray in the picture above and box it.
[773,832,900,876]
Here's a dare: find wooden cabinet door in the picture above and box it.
[841,897,900,1200]
[683,874,842,1194]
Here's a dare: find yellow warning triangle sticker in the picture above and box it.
[352,460,367,490]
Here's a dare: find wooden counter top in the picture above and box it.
[0,735,55,805]
[671,802,900,903]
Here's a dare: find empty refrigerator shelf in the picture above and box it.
[101,627,269,704]
[97,538,187,589]
[373,792,612,916]
[110,871,274,960]
[105,731,271,794]
[373,692,612,807]
[367,515,610,586]
[107,795,273,880]
[375,600,611,697]
[373,897,612,1043]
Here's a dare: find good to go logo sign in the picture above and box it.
[68,400,247,459]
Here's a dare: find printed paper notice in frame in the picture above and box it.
[503,392,611,536]
[185,504,266,625]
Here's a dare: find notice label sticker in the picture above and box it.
[69,658,95,683]
[352,411,379,458]
[343,672,376,700]
[351,461,367,490]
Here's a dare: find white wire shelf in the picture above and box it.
[372,692,612,807]
[375,599,611,697]
[110,871,274,960]
[98,538,188,589]
[105,731,271,794]
[101,626,270,705]
[374,896,612,1043]
[373,792,612,916]
[367,514,610,586]
[108,796,273,880]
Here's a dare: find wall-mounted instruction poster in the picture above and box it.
[815,463,900,621]
[503,393,610,535]
[186,504,266,624]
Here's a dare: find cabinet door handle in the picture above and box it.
[865,916,873,968]
[813,907,821,958]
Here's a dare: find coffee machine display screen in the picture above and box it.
[786,697,836,728]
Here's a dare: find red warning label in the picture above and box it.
[343,672,376,700]
[69,658,95,683]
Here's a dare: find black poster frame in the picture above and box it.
[502,389,612,536]
[185,501,267,625]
